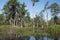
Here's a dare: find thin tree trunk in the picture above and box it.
[14,19,15,27]
[21,18,23,28]
[46,10,48,28]
[37,23,38,28]
[32,16,35,28]
[32,19,35,33]
[32,5,35,33]
[21,20,22,28]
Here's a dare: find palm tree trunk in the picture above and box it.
[20,18,22,28]
[14,19,15,27]
[32,5,35,33]
[46,10,48,28]
[33,19,35,28]
[21,18,24,28]
[37,23,38,28]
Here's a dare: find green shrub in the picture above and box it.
[46,25,60,38]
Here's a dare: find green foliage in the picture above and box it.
[3,0,28,25]
[31,0,39,2]
[49,3,60,16]
[31,0,39,6]
[34,15,41,27]
[49,3,60,24]
[3,0,20,24]
[0,14,5,25]
[19,3,27,17]
[0,25,60,38]
[46,25,60,38]
[0,25,46,37]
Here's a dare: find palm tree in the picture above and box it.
[39,10,44,28]
[3,0,20,26]
[3,0,27,27]
[31,0,39,27]
[49,3,60,40]
[19,2,27,27]
[24,12,31,27]
[31,0,39,33]
[31,0,39,6]
[49,3,60,25]
[44,1,49,27]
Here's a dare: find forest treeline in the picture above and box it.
[0,0,60,27]
[0,0,60,40]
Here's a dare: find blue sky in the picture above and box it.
[0,0,60,20]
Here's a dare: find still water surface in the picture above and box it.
[29,36,60,40]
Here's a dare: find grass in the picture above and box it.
[0,25,60,38]
[46,25,60,38]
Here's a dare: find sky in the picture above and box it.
[0,0,60,21]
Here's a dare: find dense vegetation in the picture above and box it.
[0,25,60,40]
[0,0,60,40]
[0,0,60,27]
